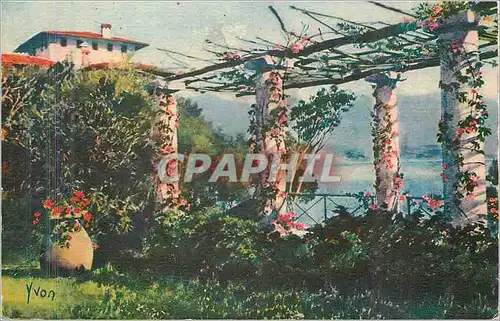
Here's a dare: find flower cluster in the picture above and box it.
[33,191,97,249]
[265,71,288,153]
[370,85,403,210]
[288,34,309,54]
[151,92,189,214]
[272,211,308,236]
[220,51,241,61]
[437,43,491,207]
[488,197,498,219]
[422,194,445,211]
[415,2,471,33]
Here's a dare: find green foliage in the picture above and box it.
[142,207,264,279]
[290,85,355,149]
[2,271,497,319]
[177,98,249,211]
[2,65,156,262]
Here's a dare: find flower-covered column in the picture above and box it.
[366,72,403,212]
[147,78,186,214]
[438,11,487,225]
[250,69,288,215]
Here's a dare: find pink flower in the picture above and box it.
[290,43,304,54]
[368,203,376,211]
[273,222,290,235]
[277,113,288,124]
[300,35,308,43]
[441,163,447,170]
[399,194,407,201]
[160,145,175,155]
[440,173,448,182]
[393,176,403,188]
[455,128,464,137]
[270,91,281,101]
[287,221,308,230]
[384,139,391,146]
[363,191,372,198]
[427,20,438,32]
[428,199,444,211]
[423,194,431,201]
[470,176,479,186]
[278,211,295,223]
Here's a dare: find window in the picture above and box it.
[107,43,113,52]
[76,40,83,48]
[120,45,127,53]
[60,37,67,47]
[92,41,98,50]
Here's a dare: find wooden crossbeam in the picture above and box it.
[156,20,430,81]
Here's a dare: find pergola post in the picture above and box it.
[366,72,403,212]
[147,77,181,213]
[439,11,486,225]
[250,65,287,215]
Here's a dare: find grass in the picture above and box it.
[2,265,498,319]
[2,275,111,319]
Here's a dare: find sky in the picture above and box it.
[1,1,498,157]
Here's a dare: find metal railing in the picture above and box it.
[284,193,432,225]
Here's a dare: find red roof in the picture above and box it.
[46,31,149,46]
[2,53,55,68]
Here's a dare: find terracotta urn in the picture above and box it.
[41,225,94,276]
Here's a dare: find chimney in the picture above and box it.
[101,23,112,38]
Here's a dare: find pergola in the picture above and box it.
[144,2,498,225]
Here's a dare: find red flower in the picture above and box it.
[43,199,54,209]
[74,225,82,232]
[80,198,91,208]
[33,212,41,218]
[51,206,64,219]
[70,196,80,203]
[83,211,92,222]
[73,207,82,215]
[74,191,85,199]
[65,206,73,215]
[32,219,39,225]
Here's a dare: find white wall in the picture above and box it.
[33,36,136,68]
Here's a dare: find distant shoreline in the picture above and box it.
[337,158,496,165]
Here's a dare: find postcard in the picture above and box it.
[1,1,498,319]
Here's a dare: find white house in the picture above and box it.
[12,24,149,69]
